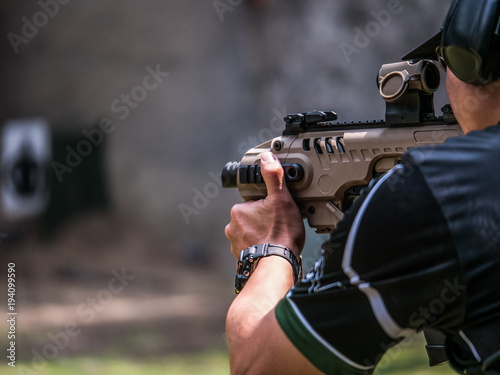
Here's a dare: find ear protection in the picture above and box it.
[440,0,500,85]
[402,0,500,86]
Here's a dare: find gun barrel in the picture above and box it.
[222,161,305,190]
[222,161,240,188]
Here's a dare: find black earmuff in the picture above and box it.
[440,0,500,85]
[402,0,500,86]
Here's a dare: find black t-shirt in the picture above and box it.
[275,123,500,374]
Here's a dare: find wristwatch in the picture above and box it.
[235,243,302,294]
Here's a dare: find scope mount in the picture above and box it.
[282,60,454,135]
[379,60,441,125]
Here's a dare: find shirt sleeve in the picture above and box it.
[275,160,466,375]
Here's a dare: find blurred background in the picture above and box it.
[0,1,456,374]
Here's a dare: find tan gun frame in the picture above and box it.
[236,124,462,233]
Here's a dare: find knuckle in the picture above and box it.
[230,204,241,218]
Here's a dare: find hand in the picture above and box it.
[225,152,306,259]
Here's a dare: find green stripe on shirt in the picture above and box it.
[275,297,374,375]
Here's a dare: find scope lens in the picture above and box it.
[442,46,482,84]
[422,62,440,92]
[379,71,408,102]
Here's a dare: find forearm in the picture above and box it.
[226,256,294,371]
[224,152,307,373]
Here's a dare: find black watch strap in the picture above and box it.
[234,243,302,294]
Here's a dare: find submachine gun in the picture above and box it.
[222,59,457,367]
[222,60,462,234]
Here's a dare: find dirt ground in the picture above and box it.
[1,212,235,363]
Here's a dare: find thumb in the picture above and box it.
[260,152,289,197]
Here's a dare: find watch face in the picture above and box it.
[235,249,254,294]
[235,274,246,294]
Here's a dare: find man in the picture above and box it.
[225,0,500,373]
